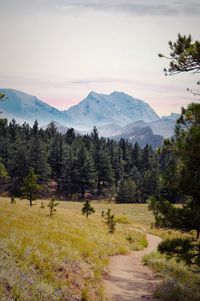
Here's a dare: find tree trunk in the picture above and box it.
[81,186,85,199]
[97,177,101,196]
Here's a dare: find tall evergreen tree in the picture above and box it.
[29,136,51,181]
[116,179,137,203]
[22,168,41,206]
[75,145,95,198]
[149,35,200,267]
[93,141,114,196]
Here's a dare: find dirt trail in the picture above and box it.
[103,231,162,301]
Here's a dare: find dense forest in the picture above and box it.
[0,118,163,201]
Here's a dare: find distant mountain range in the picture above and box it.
[111,126,163,149]
[0,88,179,148]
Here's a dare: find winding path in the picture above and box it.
[103,232,162,301]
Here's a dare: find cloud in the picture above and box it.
[1,0,200,16]
[55,0,200,16]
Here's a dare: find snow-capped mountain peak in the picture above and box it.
[65,91,160,129]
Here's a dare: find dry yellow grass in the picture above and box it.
[0,198,148,301]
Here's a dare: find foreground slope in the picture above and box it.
[0,198,148,301]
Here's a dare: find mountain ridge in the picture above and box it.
[0,88,160,127]
[64,90,160,130]
[0,88,178,145]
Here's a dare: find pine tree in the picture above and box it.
[81,200,95,218]
[93,141,114,196]
[47,198,59,216]
[22,168,41,206]
[116,179,137,203]
[104,209,116,233]
[40,201,45,209]
[159,33,200,94]
[8,137,29,195]
[46,121,58,139]
[0,162,9,179]
[49,133,63,181]
[149,35,200,267]
[10,195,16,204]
[75,145,95,198]
[60,145,72,197]
[29,136,51,181]
[64,128,76,145]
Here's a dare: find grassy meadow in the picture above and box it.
[1,197,199,301]
[0,197,148,301]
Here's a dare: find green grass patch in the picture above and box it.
[143,252,200,301]
[114,215,131,224]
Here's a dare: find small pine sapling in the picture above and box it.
[104,208,116,234]
[10,195,16,204]
[40,201,45,209]
[22,168,41,206]
[47,198,59,216]
[81,200,95,218]
[101,210,105,218]
[126,235,135,246]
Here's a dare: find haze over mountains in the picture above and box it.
[0,88,178,147]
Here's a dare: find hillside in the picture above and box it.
[0,198,148,301]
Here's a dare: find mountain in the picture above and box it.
[111,120,148,136]
[98,123,122,137]
[105,113,179,139]
[1,88,178,147]
[112,126,163,149]
[64,91,160,129]
[0,89,160,131]
[0,89,72,125]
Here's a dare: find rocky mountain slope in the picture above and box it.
[65,91,160,129]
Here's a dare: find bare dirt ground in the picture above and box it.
[103,232,162,301]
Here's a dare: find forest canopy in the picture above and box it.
[0,119,159,201]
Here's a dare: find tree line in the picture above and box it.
[0,119,160,201]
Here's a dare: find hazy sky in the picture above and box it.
[0,0,199,116]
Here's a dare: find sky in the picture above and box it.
[0,0,199,116]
